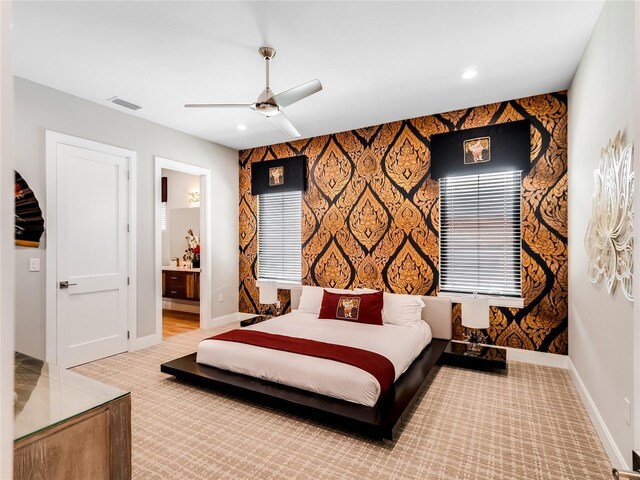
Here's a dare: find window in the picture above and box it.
[160,202,167,231]
[258,191,302,283]
[160,176,168,231]
[439,170,522,297]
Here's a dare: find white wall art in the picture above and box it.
[585,131,634,301]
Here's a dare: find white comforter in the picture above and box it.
[196,311,432,407]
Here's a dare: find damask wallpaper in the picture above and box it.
[239,92,568,354]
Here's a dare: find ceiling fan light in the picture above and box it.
[255,103,280,117]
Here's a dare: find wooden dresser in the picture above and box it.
[14,353,131,480]
[163,268,200,301]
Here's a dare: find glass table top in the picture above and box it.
[14,352,129,441]
[444,340,508,363]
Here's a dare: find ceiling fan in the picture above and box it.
[185,47,322,138]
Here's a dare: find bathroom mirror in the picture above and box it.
[169,207,200,264]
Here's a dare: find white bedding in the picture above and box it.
[196,311,432,407]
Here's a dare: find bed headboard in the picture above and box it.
[419,295,452,340]
[289,288,452,340]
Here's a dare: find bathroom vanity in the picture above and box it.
[162,267,201,301]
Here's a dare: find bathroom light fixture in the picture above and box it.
[462,69,478,80]
[188,191,200,207]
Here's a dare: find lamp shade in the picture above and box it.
[461,296,490,329]
[259,281,278,304]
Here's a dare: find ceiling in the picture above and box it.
[13,1,603,151]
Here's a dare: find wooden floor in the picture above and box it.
[163,310,200,339]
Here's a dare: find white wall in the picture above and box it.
[14,77,239,356]
[568,0,636,469]
[0,2,14,477]
[161,168,200,266]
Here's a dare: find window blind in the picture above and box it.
[160,202,167,231]
[258,191,302,282]
[439,170,522,297]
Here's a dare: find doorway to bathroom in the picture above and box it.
[155,157,211,340]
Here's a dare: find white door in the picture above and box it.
[55,143,129,367]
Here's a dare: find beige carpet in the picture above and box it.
[74,325,612,479]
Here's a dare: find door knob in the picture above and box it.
[613,468,640,479]
[59,281,78,289]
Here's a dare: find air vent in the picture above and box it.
[107,96,142,111]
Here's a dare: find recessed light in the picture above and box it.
[236,124,247,131]
[462,69,478,80]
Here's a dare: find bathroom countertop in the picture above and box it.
[162,266,201,273]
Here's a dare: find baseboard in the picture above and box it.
[203,312,257,329]
[505,346,569,369]
[162,299,199,314]
[129,333,161,351]
[567,357,628,471]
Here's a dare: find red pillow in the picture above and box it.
[318,290,384,326]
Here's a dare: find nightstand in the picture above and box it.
[440,340,507,371]
[240,315,271,327]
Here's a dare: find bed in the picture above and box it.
[161,291,452,440]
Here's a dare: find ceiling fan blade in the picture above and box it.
[271,79,322,108]
[269,111,301,138]
[184,103,254,109]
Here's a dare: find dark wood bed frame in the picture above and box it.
[160,338,449,440]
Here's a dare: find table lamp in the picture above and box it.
[461,295,489,356]
[259,281,278,318]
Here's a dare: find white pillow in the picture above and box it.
[296,285,356,315]
[355,288,378,293]
[382,292,425,327]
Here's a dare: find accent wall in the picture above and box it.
[239,92,568,354]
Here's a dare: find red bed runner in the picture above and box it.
[207,330,396,396]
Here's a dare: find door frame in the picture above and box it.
[45,131,137,364]
[0,3,14,475]
[634,1,640,463]
[154,156,211,339]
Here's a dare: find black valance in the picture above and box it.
[430,120,531,179]
[161,176,168,202]
[251,155,307,195]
